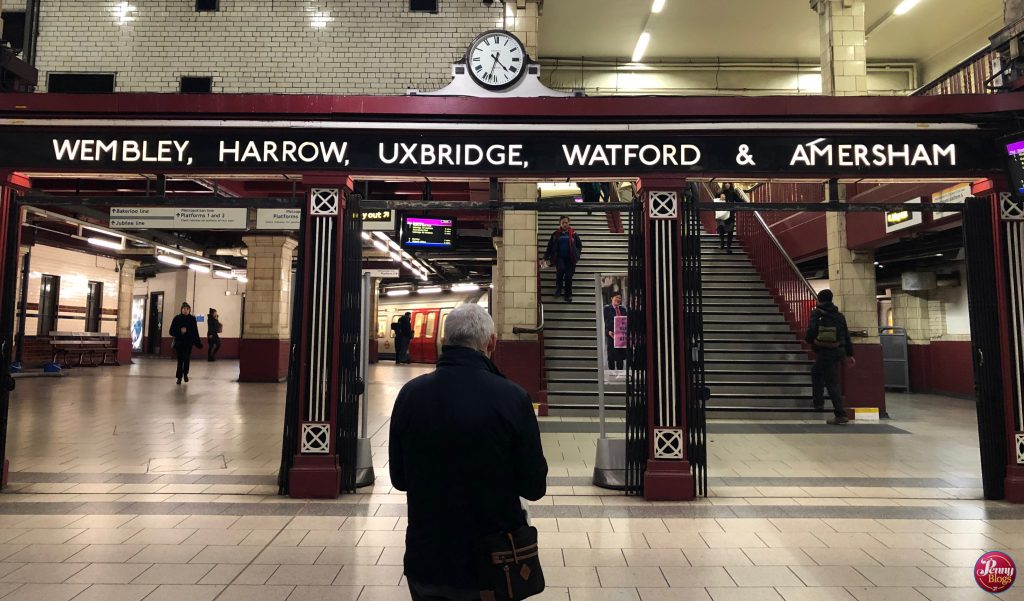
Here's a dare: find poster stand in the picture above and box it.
[355,272,375,488]
[592,273,628,490]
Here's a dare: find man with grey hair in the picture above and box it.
[389,303,548,601]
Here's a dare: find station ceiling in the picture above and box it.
[539,0,1001,75]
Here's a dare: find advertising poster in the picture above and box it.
[130,296,146,351]
[597,274,629,384]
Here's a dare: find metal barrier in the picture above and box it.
[879,327,909,392]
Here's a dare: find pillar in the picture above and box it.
[504,0,541,59]
[286,184,351,499]
[491,182,544,409]
[1006,0,1024,24]
[891,289,930,392]
[639,177,695,501]
[115,260,139,364]
[812,0,867,96]
[825,204,886,415]
[239,235,296,382]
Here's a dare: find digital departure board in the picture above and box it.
[403,216,455,249]
[1006,139,1024,195]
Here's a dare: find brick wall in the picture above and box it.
[32,0,505,93]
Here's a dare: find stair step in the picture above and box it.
[708,384,814,395]
[706,351,808,361]
[705,371,810,384]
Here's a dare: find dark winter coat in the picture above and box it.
[389,346,548,590]
[396,314,413,339]
[207,316,222,338]
[805,301,854,359]
[169,314,202,350]
[544,227,583,265]
[603,303,629,338]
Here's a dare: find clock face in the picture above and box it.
[467,31,527,90]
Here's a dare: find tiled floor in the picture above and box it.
[1,358,1022,601]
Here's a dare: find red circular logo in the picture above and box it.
[975,552,1017,593]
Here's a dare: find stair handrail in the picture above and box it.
[750,209,817,299]
[513,302,545,335]
[701,181,819,336]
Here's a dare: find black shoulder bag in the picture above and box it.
[479,525,545,601]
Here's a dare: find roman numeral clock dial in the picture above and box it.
[466,30,528,91]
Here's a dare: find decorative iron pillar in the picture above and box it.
[639,177,695,501]
[991,185,1024,502]
[287,183,350,498]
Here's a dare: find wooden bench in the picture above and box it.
[49,332,120,368]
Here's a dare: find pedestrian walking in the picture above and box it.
[169,302,202,385]
[206,308,222,362]
[544,216,583,302]
[805,289,856,425]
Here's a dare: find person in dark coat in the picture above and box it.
[717,182,746,253]
[389,304,547,600]
[206,308,222,362]
[544,215,583,302]
[603,292,629,371]
[395,311,413,364]
[805,289,856,425]
[169,302,202,385]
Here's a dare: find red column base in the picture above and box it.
[289,455,341,499]
[643,459,695,501]
[116,338,133,365]
[1005,465,1024,503]
[239,339,289,382]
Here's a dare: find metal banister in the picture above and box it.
[513,302,545,335]
[750,210,818,299]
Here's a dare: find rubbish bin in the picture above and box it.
[879,327,909,392]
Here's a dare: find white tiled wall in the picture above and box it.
[133,269,246,339]
[25,244,120,335]
[31,0,505,94]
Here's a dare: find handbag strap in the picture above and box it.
[507,532,518,563]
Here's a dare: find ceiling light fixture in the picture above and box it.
[87,236,125,251]
[372,240,388,252]
[387,289,411,297]
[651,0,665,13]
[417,287,442,294]
[236,275,249,283]
[156,254,184,267]
[213,270,233,279]
[361,232,371,240]
[452,283,481,292]
[631,31,651,63]
[893,0,921,15]
[188,263,211,274]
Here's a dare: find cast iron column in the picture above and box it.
[639,177,695,501]
[288,184,350,498]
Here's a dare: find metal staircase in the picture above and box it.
[700,232,817,412]
[538,212,630,414]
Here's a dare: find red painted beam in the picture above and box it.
[3,93,1024,120]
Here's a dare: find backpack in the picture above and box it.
[813,310,842,348]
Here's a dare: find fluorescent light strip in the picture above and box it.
[87,236,124,251]
[386,289,410,297]
[893,0,921,15]
[651,0,665,13]
[156,254,184,267]
[188,263,211,274]
[452,283,480,292]
[632,31,651,63]
[417,287,442,294]
[213,270,232,279]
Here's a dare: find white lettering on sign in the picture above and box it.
[219,140,349,164]
[789,143,957,168]
[52,139,192,164]
[561,144,701,167]
[378,143,527,168]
